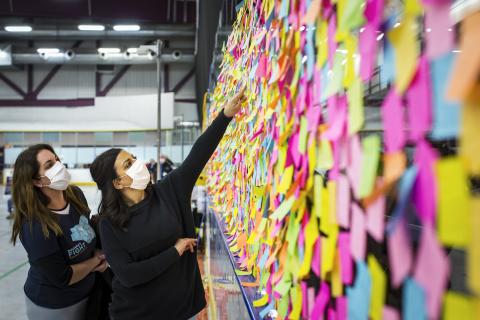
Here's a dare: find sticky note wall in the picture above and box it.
[204,0,480,319]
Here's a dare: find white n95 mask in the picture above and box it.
[42,161,71,191]
[124,159,150,190]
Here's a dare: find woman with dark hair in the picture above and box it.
[89,87,246,320]
[10,144,108,320]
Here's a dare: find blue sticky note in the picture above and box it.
[306,28,315,81]
[235,0,244,12]
[259,301,275,319]
[279,0,289,19]
[381,39,395,86]
[403,278,427,320]
[386,166,418,233]
[258,247,270,269]
[347,261,372,320]
[430,52,460,140]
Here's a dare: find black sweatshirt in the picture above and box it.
[99,110,232,320]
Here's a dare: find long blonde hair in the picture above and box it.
[10,144,90,245]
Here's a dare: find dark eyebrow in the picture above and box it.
[43,159,54,168]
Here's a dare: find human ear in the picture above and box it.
[112,177,124,190]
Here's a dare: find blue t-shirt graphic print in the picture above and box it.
[71,215,95,244]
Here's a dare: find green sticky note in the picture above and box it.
[359,135,381,198]
[348,77,364,135]
[341,0,366,31]
[235,269,252,276]
[274,273,292,296]
[270,197,295,221]
[298,116,309,154]
[287,216,301,255]
[325,53,345,99]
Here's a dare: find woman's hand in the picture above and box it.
[91,249,108,272]
[224,86,247,118]
[174,238,197,256]
[92,259,109,273]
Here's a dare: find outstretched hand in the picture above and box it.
[224,85,247,118]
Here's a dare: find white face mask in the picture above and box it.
[41,161,71,191]
[123,159,150,190]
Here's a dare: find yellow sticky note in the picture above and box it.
[405,0,423,16]
[331,252,343,297]
[347,76,364,135]
[289,284,303,320]
[387,16,419,94]
[435,157,471,247]
[298,116,309,154]
[468,197,480,294]
[461,86,480,175]
[368,255,386,320]
[298,213,320,278]
[443,292,475,320]
[343,35,357,88]
[317,139,334,170]
[314,174,323,219]
[321,226,338,279]
[327,180,337,226]
[253,293,269,307]
[316,20,328,68]
[278,165,294,194]
[319,182,332,234]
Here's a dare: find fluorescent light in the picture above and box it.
[37,48,60,54]
[426,28,432,32]
[127,48,138,54]
[98,48,121,54]
[113,25,140,31]
[5,25,32,32]
[394,22,401,28]
[78,24,105,31]
[452,50,461,53]
[376,33,384,41]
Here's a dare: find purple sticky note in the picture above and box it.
[413,224,451,319]
[381,89,406,152]
[336,174,351,228]
[412,139,438,225]
[336,296,347,320]
[359,23,378,81]
[366,195,385,242]
[387,219,412,288]
[425,2,454,59]
[350,203,367,261]
[383,306,400,320]
[406,56,432,142]
[311,282,330,320]
[339,231,354,285]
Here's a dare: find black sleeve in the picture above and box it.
[31,250,73,288]
[168,109,232,198]
[99,220,181,288]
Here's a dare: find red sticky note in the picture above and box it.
[387,219,413,288]
[350,203,367,261]
[381,89,406,152]
[406,56,432,142]
[413,224,451,319]
[425,1,454,59]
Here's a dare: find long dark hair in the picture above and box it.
[90,148,131,229]
[11,144,90,245]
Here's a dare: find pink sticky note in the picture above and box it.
[412,139,438,225]
[381,89,406,152]
[359,23,378,81]
[339,232,354,285]
[324,95,347,141]
[406,56,432,142]
[289,133,302,168]
[308,287,316,317]
[336,296,347,320]
[336,174,351,228]
[366,195,385,242]
[350,203,367,261]
[364,0,384,26]
[387,219,412,288]
[425,2,454,59]
[383,306,400,320]
[413,224,451,319]
[255,55,267,78]
[302,281,309,319]
[327,14,337,68]
[311,282,330,320]
[347,134,363,199]
[312,237,322,277]
[307,106,322,132]
[328,307,337,320]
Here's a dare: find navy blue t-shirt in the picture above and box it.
[20,202,97,309]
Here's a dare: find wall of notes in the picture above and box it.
[204,0,480,318]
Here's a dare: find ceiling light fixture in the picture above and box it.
[5,25,32,32]
[113,25,140,31]
[78,24,105,31]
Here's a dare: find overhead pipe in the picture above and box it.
[0,26,195,40]
[11,51,194,65]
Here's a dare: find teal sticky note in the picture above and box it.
[430,52,460,140]
[403,278,427,320]
[347,261,372,320]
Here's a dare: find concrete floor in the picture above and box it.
[0,186,101,320]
